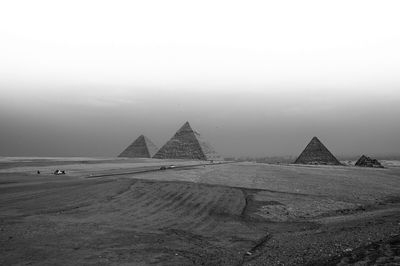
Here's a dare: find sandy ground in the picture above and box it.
[0,158,399,265]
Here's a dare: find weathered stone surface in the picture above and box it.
[355,155,384,168]
[294,136,341,165]
[153,122,222,161]
[118,135,158,158]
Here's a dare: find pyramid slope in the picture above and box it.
[294,137,341,165]
[118,135,158,158]
[153,122,222,161]
[355,155,383,168]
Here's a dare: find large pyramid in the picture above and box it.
[118,135,158,158]
[153,122,222,161]
[294,136,341,165]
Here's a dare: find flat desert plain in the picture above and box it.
[0,158,399,265]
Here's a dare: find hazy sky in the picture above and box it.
[1,1,400,158]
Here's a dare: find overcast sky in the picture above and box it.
[1,0,400,158]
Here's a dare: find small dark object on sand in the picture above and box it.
[37,170,40,174]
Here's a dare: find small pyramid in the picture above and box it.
[118,135,158,158]
[294,137,341,165]
[355,155,383,168]
[153,122,222,161]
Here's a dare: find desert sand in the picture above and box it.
[0,158,399,265]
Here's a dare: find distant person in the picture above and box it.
[37,170,40,174]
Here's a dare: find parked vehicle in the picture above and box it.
[53,170,66,175]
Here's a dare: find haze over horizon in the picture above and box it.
[1,1,400,158]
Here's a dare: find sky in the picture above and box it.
[1,0,400,158]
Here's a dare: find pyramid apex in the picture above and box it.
[310,136,323,143]
[177,121,194,132]
[137,135,147,142]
